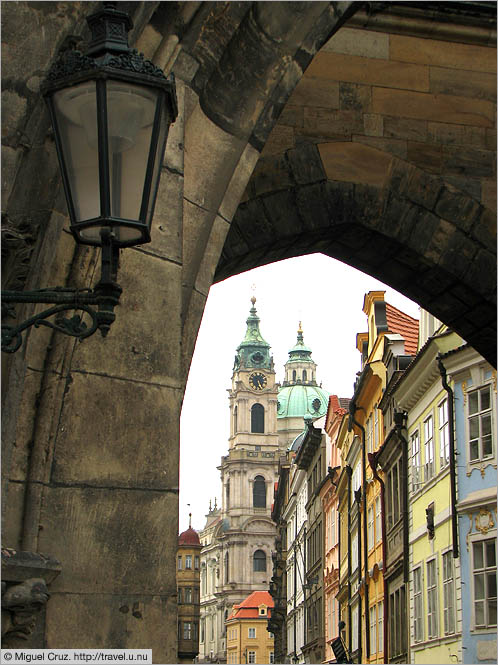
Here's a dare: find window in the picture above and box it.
[185,555,192,569]
[269,652,274,664]
[254,549,266,572]
[183,622,192,640]
[468,385,493,461]
[193,622,198,641]
[442,551,456,634]
[226,481,230,509]
[234,406,238,433]
[248,651,256,664]
[427,558,438,638]
[249,628,256,639]
[253,475,266,508]
[352,461,362,492]
[195,555,200,570]
[370,605,377,655]
[366,415,373,453]
[411,431,421,491]
[439,399,450,467]
[374,406,380,449]
[368,505,374,550]
[473,537,497,628]
[351,604,359,651]
[386,457,401,531]
[424,416,434,481]
[375,496,381,543]
[293,370,297,382]
[178,587,182,604]
[389,584,407,658]
[251,403,265,433]
[193,588,199,604]
[201,567,207,595]
[184,587,192,604]
[413,567,423,642]
[303,370,307,382]
[351,529,358,572]
[378,600,384,653]
[200,618,205,643]
[178,556,182,570]
[330,506,336,548]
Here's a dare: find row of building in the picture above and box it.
[176,293,496,663]
[270,292,496,664]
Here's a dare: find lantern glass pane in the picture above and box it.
[146,101,170,228]
[106,80,158,243]
[53,81,100,223]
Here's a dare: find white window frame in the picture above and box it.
[378,600,384,653]
[370,605,377,656]
[424,415,434,481]
[427,557,439,639]
[375,495,381,543]
[411,430,421,492]
[248,651,256,664]
[366,415,373,454]
[374,406,380,450]
[351,604,359,652]
[438,398,450,468]
[368,505,374,550]
[471,535,497,629]
[351,529,358,572]
[248,627,256,639]
[185,554,192,569]
[468,384,494,463]
[413,566,424,643]
[442,550,456,635]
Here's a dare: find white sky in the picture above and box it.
[179,253,420,534]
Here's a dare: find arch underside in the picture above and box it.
[215,154,496,366]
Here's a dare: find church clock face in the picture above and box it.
[249,372,267,391]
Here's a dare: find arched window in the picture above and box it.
[234,406,238,433]
[226,480,230,509]
[303,370,307,382]
[253,549,266,572]
[225,551,229,583]
[251,404,264,433]
[253,475,266,508]
[293,370,297,382]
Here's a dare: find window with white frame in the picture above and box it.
[269,652,274,664]
[439,399,450,467]
[248,627,256,639]
[413,566,423,642]
[370,605,377,655]
[389,584,407,658]
[468,385,493,462]
[375,495,381,543]
[411,431,421,491]
[183,622,192,640]
[368,505,374,550]
[248,651,256,664]
[424,416,434,481]
[374,406,380,448]
[178,556,182,570]
[351,529,358,572]
[367,415,373,454]
[442,551,456,634]
[184,587,192,603]
[386,457,401,532]
[352,461,362,492]
[351,604,359,652]
[185,554,192,569]
[472,537,497,628]
[378,600,384,653]
[330,506,336,548]
[427,558,438,638]
[200,618,205,643]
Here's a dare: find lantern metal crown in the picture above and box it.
[2,1,177,353]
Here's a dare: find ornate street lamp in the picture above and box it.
[2,2,177,353]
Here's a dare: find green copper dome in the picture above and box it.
[234,297,272,371]
[277,383,329,419]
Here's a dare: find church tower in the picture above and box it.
[199,298,280,663]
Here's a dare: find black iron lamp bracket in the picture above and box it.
[1,230,121,353]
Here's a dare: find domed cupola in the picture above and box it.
[234,297,272,371]
[277,324,329,421]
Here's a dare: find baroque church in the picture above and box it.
[198,298,329,663]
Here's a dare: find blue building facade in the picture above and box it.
[442,345,497,664]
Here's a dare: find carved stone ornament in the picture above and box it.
[475,508,495,534]
[1,578,49,645]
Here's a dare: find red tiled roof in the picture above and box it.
[385,303,419,356]
[178,527,201,546]
[227,591,274,621]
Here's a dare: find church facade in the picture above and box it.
[198,299,329,662]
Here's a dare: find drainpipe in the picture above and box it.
[346,465,352,657]
[437,355,459,558]
[394,411,410,584]
[368,452,388,663]
[294,506,298,661]
[354,487,362,665]
[349,405,370,660]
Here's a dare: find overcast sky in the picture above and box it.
[178,253,420,534]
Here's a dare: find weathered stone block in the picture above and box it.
[251,154,294,198]
[278,105,304,128]
[353,135,407,160]
[407,141,442,174]
[443,176,481,201]
[389,35,497,73]
[261,189,303,239]
[434,185,481,231]
[287,77,340,109]
[195,214,230,296]
[303,109,364,137]
[384,116,428,141]
[481,179,497,212]
[307,52,429,92]
[287,142,326,185]
[471,207,497,250]
[151,170,183,264]
[340,82,372,112]
[322,27,389,59]
[372,88,495,127]
[39,487,179,595]
[295,182,334,231]
[1,90,27,140]
[45,592,178,662]
[379,194,420,245]
[442,145,495,178]
[406,209,440,255]
[319,141,393,187]
[261,125,295,156]
[464,249,497,298]
[219,142,260,222]
[429,66,496,102]
[427,123,487,147]
[1,145,20,204]
[437,227,478,280]
[363,114,384,137]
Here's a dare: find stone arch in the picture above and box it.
[215,143,496,365]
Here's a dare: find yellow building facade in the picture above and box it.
[226,591,275,664]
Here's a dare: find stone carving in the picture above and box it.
[1,578,49,645]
